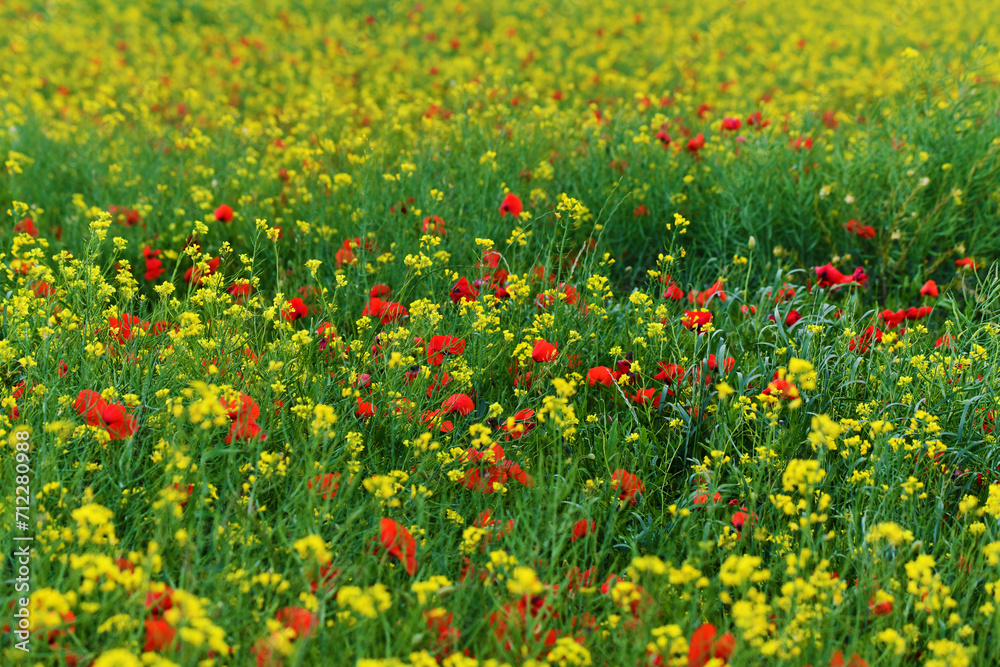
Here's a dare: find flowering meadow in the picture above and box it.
[4,1,1000,665]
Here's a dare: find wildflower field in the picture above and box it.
[5,0,1000,665]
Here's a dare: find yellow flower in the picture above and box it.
[720,555,770,586]
[92,649,142,667]
[716,382,735,400]
[877,628,907,655]
[507,567,544,596]
[867,522,915,547]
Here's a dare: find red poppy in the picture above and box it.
[499,193,523,217]
[655,127,671,147]
[355,397,377,419]
[214,204,234,222]
[73,390,138,440]
[142,246,165,281]
[298,285,321,304]
[461,442,534,493]
[378,518,418,576]
[565,566,598,593]
[955,257,977,270]
[611,469,644,505]
[632,387,662,407]
[536,282,580,309]
[6,381,25,419]
[844,219,876,239]
[422,215,446,235]
[570,519,596,542]
[774,285,796,302]
[475,509,515,543]
[251,632,286,667]
[532,339,558,363]
[184,257,221,285]
[686,133,706,153]
[830,651,869,667]
[785,309,802,327]
[528,265,553,283]
[693,491,722,506]
[600,574,623,596]
[730,507,757,534]
[920,280,939,297]
[315,323,340,356]
[587,366,615,387]
[426,609,461,657]
[706,356,734,374]
[880,309,905,329]
[228,282,252,301]
[487,592,561,650]
[283,297,308,321]
[426,371,453,397]
[420,409,454,434]
[501,408,536,440]
[654,362,686,383]
[688,622,735,667]
[427,335,467,365]
[145,587,174,615]
[683,310,712,331]
[478,250,502,270]
[790,136,813,151]
[275,606,319,639]
[688,280,726,307]
[763,377,799,401]
[450,276,479,304]
[370,284,392,299]
[362,297,409,324]
[814,263,850,287]
[143,256,164,282]
[14,217,38,237]
[848,325,883,353]
[31,281,53,298]
[308,473,341,499]
[746,111,770,130]
[169,483,194,508]
[335,244,356,268]
[868,597,892,617]
[108,313,148,345]
[143,321,170,339]
[442,393,475,416]
[109,205,141,227]
[510,368,533,391]
[143,617,176,652]
[880,306,931,329]
[721,117,742,131]
[309,563,342,594]
[219,392,266,443]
